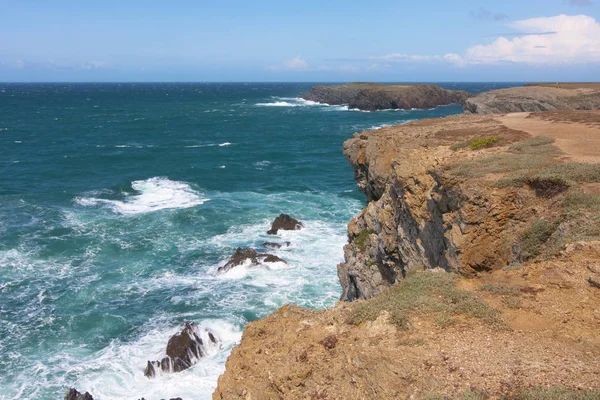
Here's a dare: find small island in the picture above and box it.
[300,83,471,111]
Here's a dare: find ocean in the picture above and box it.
[0,82,518,399]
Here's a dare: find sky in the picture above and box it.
[1,0,599,82]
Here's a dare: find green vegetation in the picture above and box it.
[470,137,501,150]
[520,219,558,261]
[514,387,600,400]
[536,162,600,183]
[564,190,600,213]
[508,136,556,154]
[353,228,375,251]
[347,271,504,330]
[450,136,501,151]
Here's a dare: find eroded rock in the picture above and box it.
[267,214,304,235]
[145,322,219,378]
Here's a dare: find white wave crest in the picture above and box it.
[218,142,231,147]
[75,177,208,215]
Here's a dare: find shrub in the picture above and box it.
[520,219,557,260]
[353,229,375,251]
[508,136,556,154]
[536,162,600,183]
[470,137,501,150]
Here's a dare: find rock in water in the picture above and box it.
[262,254,287,263]
[217,248,260,274]
[65,389,94,400]
[145,322,219,378]
[263,241,291,249]
[267,214,304,235]
[217,247,287,274]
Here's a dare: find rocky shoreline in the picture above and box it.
[463,83,600,114]
[299,83,470,111]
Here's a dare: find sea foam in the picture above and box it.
[75,177,208,215]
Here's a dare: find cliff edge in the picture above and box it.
[214,110,600,399]
[464,83,600,114]
[300,83,471,112]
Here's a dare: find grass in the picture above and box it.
[507,136,556,154]
[520,219,558,261]
[347,271,504,330]
[353,229,375,251]
[450,153,554,179]
[450,136,559,180]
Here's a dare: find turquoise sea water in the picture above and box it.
[0,82,518,399]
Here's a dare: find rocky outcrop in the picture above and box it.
[338,115,548,300]
[217,247,287,274]
[300,83,471,112]
[65,389,93,400]
[145,322,219,377]
[267,214,303,235]
[464,84,600,114]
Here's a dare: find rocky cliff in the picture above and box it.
[300,83,470,112]
[214,110,600,399]
[464,84,600,114]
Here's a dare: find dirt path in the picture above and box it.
[497,112,600,163]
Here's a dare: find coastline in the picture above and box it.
[214,105,600,398]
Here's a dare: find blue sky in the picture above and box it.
[1,0,599,81]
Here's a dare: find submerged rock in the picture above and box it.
[267,214,304,235]
[217,247,287,274]
[65,389,94,400]
[263,241,291,249]
[145,322,219,378]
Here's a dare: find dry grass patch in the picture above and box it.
[513,387,600,400]
[347,271,504,330]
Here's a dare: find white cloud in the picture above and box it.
[269,57,361,73]
[372,14,600,67]
[464,14,600,64]
[282,56,309,70]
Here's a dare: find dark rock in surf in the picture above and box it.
[217,248,261,274]
[263,254,287,264]
[145,322,219,378]
[263,241,291,249]
[65,389,94,400]
[217,247,287,274]
[267,214,304,235]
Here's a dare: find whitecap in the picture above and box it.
[75,177,208,215]
[218,142,231,147]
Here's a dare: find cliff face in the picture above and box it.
[338,115,536,300]
[300,83,470,112]
[464,84,600,115]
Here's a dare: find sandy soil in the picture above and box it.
[497,111,600,163]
